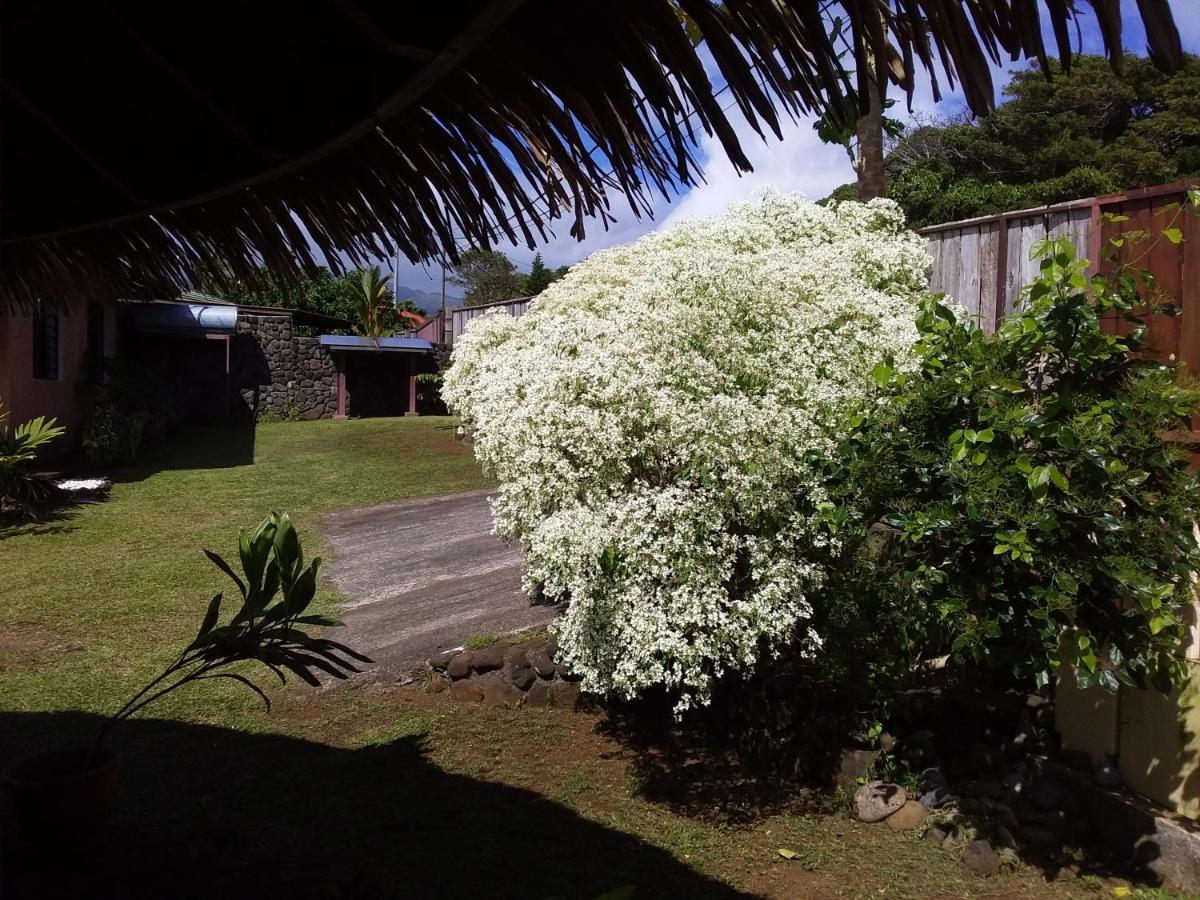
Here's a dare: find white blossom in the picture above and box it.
[443,191,928,709]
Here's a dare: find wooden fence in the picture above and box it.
[416,296,532,346]
[450,297,531,344]
[922,182,1200,369]
[927,182,1200,821]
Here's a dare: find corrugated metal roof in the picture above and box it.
[131,302,238,335]
[318,334,433,353]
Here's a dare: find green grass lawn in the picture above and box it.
[0,416,490,725]
[0,419,1180,898]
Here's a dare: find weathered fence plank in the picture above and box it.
[450,297,531,345]
[922,184,1198,337]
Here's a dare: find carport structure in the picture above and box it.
[319,335,435,419]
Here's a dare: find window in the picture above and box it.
[32,301,61,381]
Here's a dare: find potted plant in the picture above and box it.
[3,511,369,834]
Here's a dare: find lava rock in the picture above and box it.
[1026,777,1069,812]
[920,787,953,809]
[550,680,581,710]
[525,680,553,709]
[525,644,557,678]
[972,778,1003,799]
[449,678,483,702]
[1094,757,1122,789]
[471,645,506,672]
[429,650,457,671]
[886,800,926,831]
[972,743,1003,772]
[1030,809,1069,839]
[963,840,1000,877]
[504,647,535,690]
[446,651,473,679]
[854,781,907,823]
[994,825,1017,849]
[555,663,582,682]
[479,674,524,708]
[992,802,1020,833]
[918,766,949,793]
[924,825,948,845]
[1018,826,1062,855]
[836,748,880,786]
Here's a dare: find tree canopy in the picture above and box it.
[214,266,423,334]
[826,54,1200,228]
[451,249,569,306]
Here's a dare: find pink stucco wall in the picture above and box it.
[0,300,120,448]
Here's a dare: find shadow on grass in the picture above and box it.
[602,685,1177,891]
[600,698,840,829]
[105,424,256,484]
[0,502,82,542]
[0,711,752,900]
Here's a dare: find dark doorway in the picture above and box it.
[345,352,410,417]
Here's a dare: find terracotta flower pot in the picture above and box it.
[2,745,119,834]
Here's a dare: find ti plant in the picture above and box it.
[95,512,370,749]
[0,400,65,516]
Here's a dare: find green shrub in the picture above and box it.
[0,401,65,516]
[82,393,148,464]
[82,360,179,464]
[821,234,1200,694]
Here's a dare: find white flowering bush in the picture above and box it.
[443,192,929,710]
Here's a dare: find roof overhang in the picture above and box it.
[131,302,237,335]
[319,335,433,353]
[1,2,1182,310]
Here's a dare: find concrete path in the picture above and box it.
[322,489,556,679]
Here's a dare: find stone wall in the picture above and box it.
[427,635,585,710]
[232,314,337,420]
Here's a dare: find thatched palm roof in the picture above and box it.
[1,1,1182,309]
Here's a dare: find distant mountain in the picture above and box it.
[394,284,463,316]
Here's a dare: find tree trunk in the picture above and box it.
[853,73,887,200]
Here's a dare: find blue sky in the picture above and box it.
[384,0,1200,298]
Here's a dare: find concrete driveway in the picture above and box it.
[322,489,556,679]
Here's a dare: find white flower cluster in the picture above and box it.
[443,191,928,710]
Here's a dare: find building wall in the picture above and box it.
[0,299,120,446]
[232,314,336,420]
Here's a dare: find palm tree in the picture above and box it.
[353,266,394,338]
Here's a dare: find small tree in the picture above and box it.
[354,265,395,337]
[444,192,930,711]
[524,253,560,296]
[450,249,525,306]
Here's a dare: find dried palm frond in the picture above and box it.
[0,0,1181,310]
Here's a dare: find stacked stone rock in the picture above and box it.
[233,315,337,420]
[847,692,1108,879]
[427,636,584,710]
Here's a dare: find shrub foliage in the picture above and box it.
[825,236,1200,693]
[444,193,929,709]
